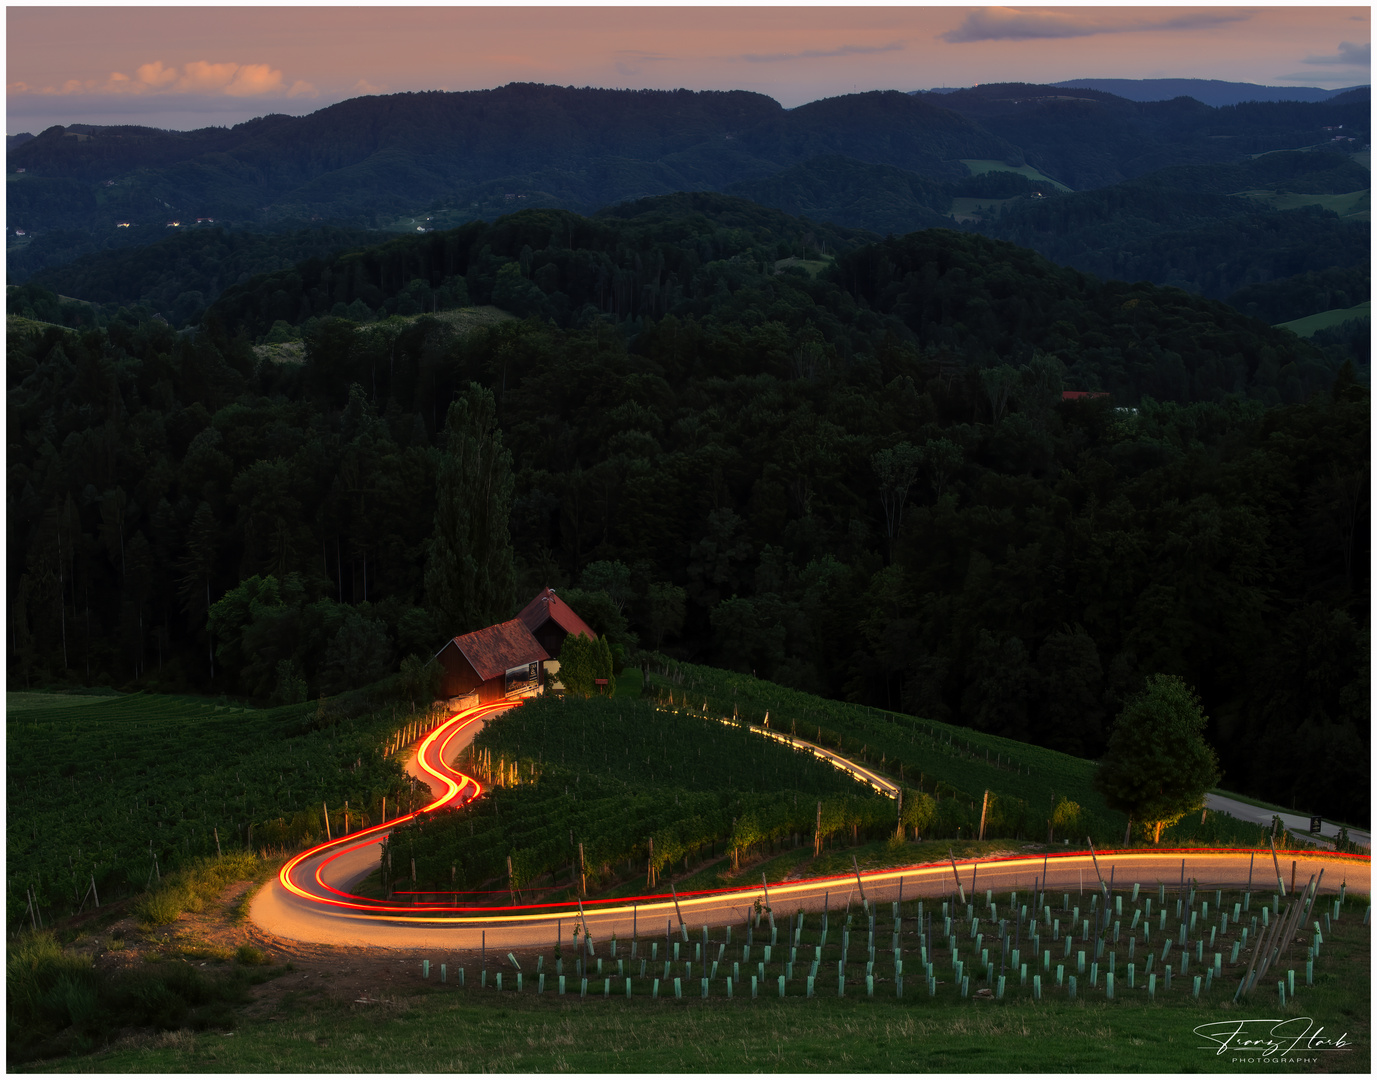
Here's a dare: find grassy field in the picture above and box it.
[251,341,306,365]
[1236,188,1369,220]
[1276,301,1370,338]
[960,159,1073,193]
[7,314,71,336]
[773,256,835,278]
[948,196,1025,223]
[22,883,1370,1073]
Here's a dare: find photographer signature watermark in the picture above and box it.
[1194,1018,1351,1063]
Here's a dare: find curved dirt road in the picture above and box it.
[252,704,1369,952]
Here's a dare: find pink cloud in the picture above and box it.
[9,58,309,99]
[223,63,286,97]
[178,61,242,92]
[136,60,178,88]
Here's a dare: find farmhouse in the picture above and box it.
[517,586,597,658]
[435,618,548,707]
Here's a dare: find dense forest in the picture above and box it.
[10,85,1367,366]
[8,199,1368,820]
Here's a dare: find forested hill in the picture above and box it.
[9,81,1366,283]
[200,198,1340,405]
[914,83,1369,190]
[8,208,1367,819]
[1046,78,1366,107]
[972,150,1371,304]
[7,85,1010,234]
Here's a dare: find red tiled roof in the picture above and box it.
[446,619,548,681]
[1062,390,1109,400]
[516,587,596,642]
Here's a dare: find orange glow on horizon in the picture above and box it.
[8,7,1369,132]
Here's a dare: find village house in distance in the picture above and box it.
[434,588,597,709]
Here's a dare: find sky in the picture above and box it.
[6,5,1372,134]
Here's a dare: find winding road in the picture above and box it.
[250,703,1369,951]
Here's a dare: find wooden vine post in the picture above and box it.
[948,848,966,904]
[978,790,989,841]
[815,801,823,856]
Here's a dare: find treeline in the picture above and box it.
[924,84,1369,189]
[7,85,1008,239]
[7,208,1366,819]
[974,151,1370,306]
[206,195,865,338]
[18,225,384,326]
[1227,264,1370,325]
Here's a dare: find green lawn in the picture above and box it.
[959,159,1073,193]
[948,196,1025,223]
[1276,301,1370,338]
[773,257,834,278]
[1235,188,1369,220]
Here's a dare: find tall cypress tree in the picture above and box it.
[425,383,517,633]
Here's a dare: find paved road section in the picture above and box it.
[251,703,1369,952]
[1204,792,1370,850]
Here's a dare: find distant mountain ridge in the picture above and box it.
[922,79,1368,107]
[7,84,1011,226]
[8,80,1369,340]
[1052,79,1368,107]
[13,80,1368,241]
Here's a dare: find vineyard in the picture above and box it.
[6,691,423,928]
[639,658,1270,849]
[8,656,1286,933]
[384,694,892,901]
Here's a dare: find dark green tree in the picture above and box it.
[397,653,442,712]
[320,610,393,694]
[557,632,595,697]
[1094,674,1220,843]
[595,634,616,696]
[424,383,517,634]
[642,581,687,649]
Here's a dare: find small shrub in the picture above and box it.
[235,944,268,966]
[136,888,186,927]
